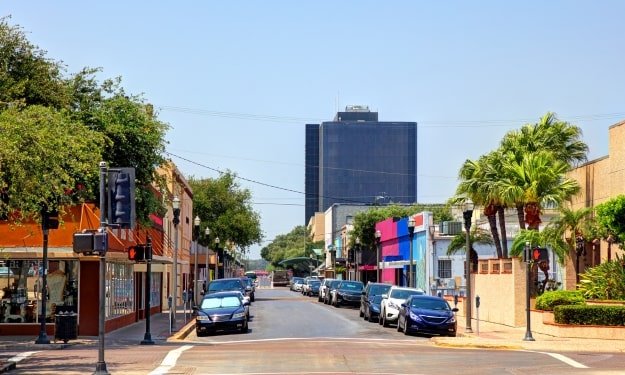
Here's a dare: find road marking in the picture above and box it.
[7,351,39,363]
[537,351,589,368]
[148,344,193,375]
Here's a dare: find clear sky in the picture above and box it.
[3,1,624,259]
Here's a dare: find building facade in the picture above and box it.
[305,106,418,224]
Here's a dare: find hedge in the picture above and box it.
[535,290,586,311]
[554,305,625,326]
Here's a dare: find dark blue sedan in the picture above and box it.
[195,291,249,336]
[397,295,458,337]
[363,294,384,322]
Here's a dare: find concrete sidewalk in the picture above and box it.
[431,317,625,353]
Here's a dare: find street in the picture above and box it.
[4,288,625,374]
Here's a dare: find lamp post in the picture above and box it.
[524,240,536,341]
[204,227,210,285]
[140,236,154,345]
[408,216,415,288]
[374,230,382,283]
[462,200,474,334]
[355,237,360,282]
[328,245,336,278]
[193,216,200,307]
[171,196,180,330]
[35,209,51,345]
[215,237,221,279]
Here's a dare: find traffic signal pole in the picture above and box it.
[95,161,110,374]
[141,236,154,345]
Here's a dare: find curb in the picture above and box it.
[168,320,196,342]
[0,361,16,374]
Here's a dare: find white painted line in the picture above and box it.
[8,351,40,363]
[539,351,589,369]
[148,344,193,375]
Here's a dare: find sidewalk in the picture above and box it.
[431,316,625,353]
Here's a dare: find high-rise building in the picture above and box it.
[305,105,417,224]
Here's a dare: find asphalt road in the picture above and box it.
[6,287,625,374]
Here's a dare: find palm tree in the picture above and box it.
[447,227,494,271]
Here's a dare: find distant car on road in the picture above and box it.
[195,291,250,336]
[397,294,458,337]
[206,278,250,303]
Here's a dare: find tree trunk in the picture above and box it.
[487,213,503,258]
[516,203,525,230]
[497,205,508,258]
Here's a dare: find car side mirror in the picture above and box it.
[243,301,250,306]
[452,307,459,312]
[381,294,388,299]
[246,286,252,291]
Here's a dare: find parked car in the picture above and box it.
[379,286,425,327]
[206,278,250,303]
[318,278,335,302]
[324,280,342,304]
[301,276,318,295]
[330,280,364,307]
[240,277,255,302]
[359,282,392,318]
[290,277,305,292]
[397,295,458,337]
[363,295,385,322]
[195,291,250,336]
[307,280,321,297]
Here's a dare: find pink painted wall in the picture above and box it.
[376,218,398,257]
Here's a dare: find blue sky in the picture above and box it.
[3,1,624,259]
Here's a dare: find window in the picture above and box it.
[438,259,452,279]
[105,262,134,318]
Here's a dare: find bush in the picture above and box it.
[554,305,625,326]
[535,290,586,311]
[577,255,625,300]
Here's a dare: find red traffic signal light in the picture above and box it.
[128,245,145,262]
[532,247,549,262]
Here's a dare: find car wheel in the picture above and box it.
[367,311,374,323]
[448,333,456,337]
[359,308,364,318]
[318,295,322,302]
[397,318,402,332]
[403,324,410,335]
[250,294,255,302]
[378,309,384,325]
[196,329,204,337]
[382,314,389,327]
[240,320,249,333]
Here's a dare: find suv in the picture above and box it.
[379,286,425,327]
[330,280,364,307]
[359,282,392,318]
[206,278,250,303]
[318,278,335,302]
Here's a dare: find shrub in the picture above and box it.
[554,305,625,326]
[535,290,586,311]
[577,255,625,300]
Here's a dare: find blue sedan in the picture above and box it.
[397,295,458,337]
[196,291,249,336]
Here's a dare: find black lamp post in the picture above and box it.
[375,230,382,282]
[193,216,200,307]
[355,237,360,282]
[140,236,154,345]
[214,237,221,279]
[204,227,210,285]
[407,216,415,288]
[575,234,585,283]
[35,208,52,345]
[524,240,535,341]
[462,200,474,334]
[328,245,336,278]
[171,196,180,330]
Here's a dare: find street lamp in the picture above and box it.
[355,237,360,282]
[524,240,535,341]
[193,216,200,307]
[408,216,415,288]
[172,196,180,330]
[214,237,221,279]
[375,230,382,282]
[204,227,210,285]
[462,199,474,334]
[328,245,336,278]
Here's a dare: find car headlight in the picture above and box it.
[449,315,456,323]
[409,311,422,321]
[232,312,246,319]
[388,301,400,310]
[196,315,210,321]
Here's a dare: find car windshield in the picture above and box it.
[330,281,341,288]
[208,280,242,292]
[411,298,451,311]
[369,284,391,296]
[201,296,242,309]
[340,281,363,290]
[372,295,384,304]
[390,289,424,299]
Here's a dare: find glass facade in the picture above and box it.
[105,262,134,318]
[305,124,320,223]
[0,259,78,323]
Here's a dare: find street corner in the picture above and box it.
[430,336,524,351]
[167,321,195,342]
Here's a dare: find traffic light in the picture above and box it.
[108,168,136,229]
[41,206,60,230]
[531,247,549,262]
[128,245,146,262]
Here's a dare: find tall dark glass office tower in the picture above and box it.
[305,106,417,224]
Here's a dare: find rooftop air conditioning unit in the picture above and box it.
[439,221,463,236]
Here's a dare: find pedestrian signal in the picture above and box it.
[531,247,549,262]
[128,245,145,261]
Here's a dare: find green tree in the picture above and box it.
[260,225,309,266]
[0,105,105,220]
[595,195,625,247]
[446,227,494,270]
[189,172,262,254]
